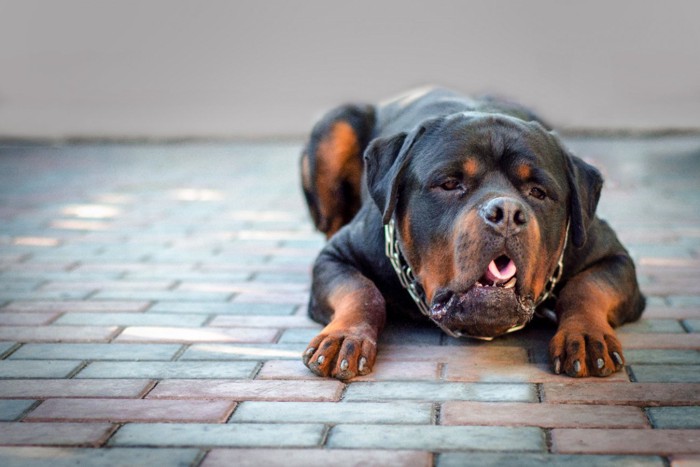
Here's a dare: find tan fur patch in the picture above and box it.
[515,163,532,181]
[314,121,362,236]
[463,158,479,178]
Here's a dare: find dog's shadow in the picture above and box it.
[380,315,557,364]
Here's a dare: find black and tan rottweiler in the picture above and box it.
[300,87,645,380]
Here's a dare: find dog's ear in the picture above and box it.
[565,150,604,248]
[364,125,426,224]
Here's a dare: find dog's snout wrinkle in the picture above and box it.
[479,197,529,236]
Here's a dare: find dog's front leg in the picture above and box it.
[303,250,386,380]
[549,254,643,377]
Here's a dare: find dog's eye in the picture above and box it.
[529,187,547,200]
[440,179,461,191]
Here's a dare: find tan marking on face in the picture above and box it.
[515,163,532,181]
[463,158,479,178]
[399,211,414,259]
[525,218,548,298]
[407,218,456,304]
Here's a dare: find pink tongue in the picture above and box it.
[485,258,517,282]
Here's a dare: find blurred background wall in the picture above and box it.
[1,0,698,140]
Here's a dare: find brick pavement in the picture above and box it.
[0,137,699,466]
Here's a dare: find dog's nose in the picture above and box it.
[479,197,529,236]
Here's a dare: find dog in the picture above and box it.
[300,87,645,379]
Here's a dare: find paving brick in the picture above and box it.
[437,453,664,467]
[684,319,700,332]
[619,333,700,349]
[377,344,529,363]
[114,326,278,343]
[231,401,432,424]
[0,290,92,301]
[147,379,344,402]
[232,291,309,305]
[0,379,152,399]
[0,360,82,378]
[544,383,700,406]
[203,449,432,467]
[552,429,700,455]
[328,424,545,451]
[343,381,536,402]
[0,312,59,325]
[208,315,319,328]
[647,406,700,428]
[148,301,297,315]
[181,343,303,361]
[73,263,194,275]
[76,361,258,379]
[625,349,700,365]
[445,362,630,383]
[643,306,700,320]
[0,342,15,357]
[40,280,175,291]
[177,281,308,294]
[671,455,700,467]
[257,359,440,381]
[54,312,207,327]
[26,398,235,423]
[0,325,119,342]
[253,272,311,283]
[381,322,444,345]
[631,364,700,382]
[9,342,181,360]
[0,279,44,292]
[277,328,323,344]
[669,296,700,307]
[441,402,648,428]
[91,290,233,301]
[1,300,151,313]
[0,422,114,446]
[110,422,325,447]
[617,319,686,333]
[0,401,36,421]
[0,447,201,467]
[358,361,442,382]
[0,263,73,274]
[641,277,700,296]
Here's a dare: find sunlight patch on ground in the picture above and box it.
[172,189,225,202]
[50,220,111,231]
[12,236,61,247]
[62,204,121,219]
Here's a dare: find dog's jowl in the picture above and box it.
[300,87,645,380]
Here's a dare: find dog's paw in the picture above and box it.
[549,321,624,378]
[302,325,378,380]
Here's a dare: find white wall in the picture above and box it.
[1,0,699,139]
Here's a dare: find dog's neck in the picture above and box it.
[384,218,568,340]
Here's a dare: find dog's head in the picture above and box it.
[365,112,602,338]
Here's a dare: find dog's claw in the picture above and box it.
[358,357,367,374]
[613,351,624,366]
[340,359,349,371]
[302,347,315,365]
[596,358,605,369]
[317,355,325,365]
[553,357,561,374]
[573,360,581,374]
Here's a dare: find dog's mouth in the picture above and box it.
[475,254,517,289]
[429,254,533,338]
